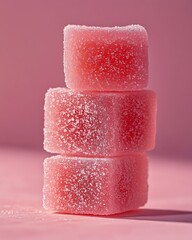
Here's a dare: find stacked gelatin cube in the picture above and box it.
[43,25,157,215]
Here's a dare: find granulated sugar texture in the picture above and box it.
[44,88,156,156]
[43,24,157,215]
[43,154,148,215]
[64,25,148,91]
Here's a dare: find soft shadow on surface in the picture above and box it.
[55,209,192,224]
[109,208,192,223]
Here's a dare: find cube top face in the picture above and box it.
[44,88,156,156]
[43,154,148,215]
[64,25,148,91]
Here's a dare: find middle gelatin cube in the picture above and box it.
[44,88,156,156]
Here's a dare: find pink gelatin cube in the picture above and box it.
[64,24,148,91]
[43,154,148,215]
[44,88,156,156]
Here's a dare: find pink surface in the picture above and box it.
[0,148,192,239]
[43,154,148,215]
[64,25,148,91]
[44,88,156,156]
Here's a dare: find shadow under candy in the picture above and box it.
[109,208,192,223]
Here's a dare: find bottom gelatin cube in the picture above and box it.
[43,154,148,215]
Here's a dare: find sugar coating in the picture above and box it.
[64,24,148,91]
[43,154,148,215]
[44,88,156,156]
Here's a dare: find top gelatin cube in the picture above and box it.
[64,25,148,91]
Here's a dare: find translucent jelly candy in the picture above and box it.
[44,88,156,156]
[43,154,148,215]
[64,25,148,91]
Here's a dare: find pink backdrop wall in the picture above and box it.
[0,0,191,157]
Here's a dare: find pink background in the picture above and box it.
[0,0,192,157]
[0,1,192,239]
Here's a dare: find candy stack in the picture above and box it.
[43,25,157,215]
